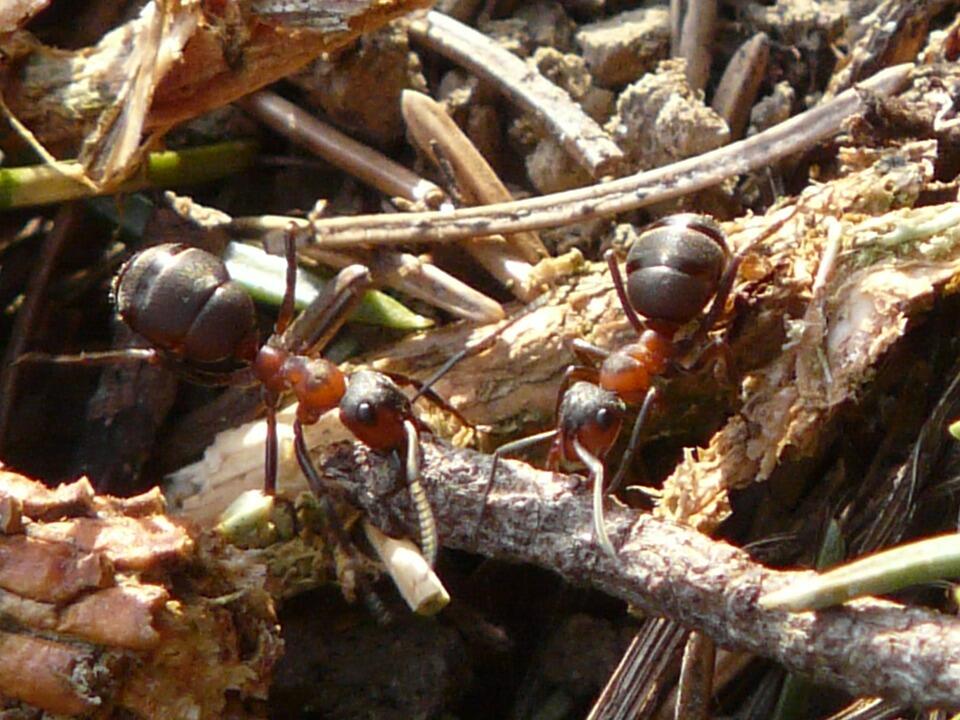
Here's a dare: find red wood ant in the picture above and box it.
[21,237,464,567]
[487,214,743,559]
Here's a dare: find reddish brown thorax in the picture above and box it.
[598,329,675,404]
[253,346,347,424]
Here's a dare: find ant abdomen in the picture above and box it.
[625,214,729,326]
[115,244,258,365]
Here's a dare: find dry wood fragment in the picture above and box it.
[0,0,431,178]
[57,584,169,650]
[409,10,624,178]
[318,438,960,710]
[825,0,950,97]
[0,535,113,604]
[0,0,50,32]
[0,470,95,517]
[0,631,116,715]
[25,514,192,570]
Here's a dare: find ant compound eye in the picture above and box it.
[356,401,377,425]
[595,407,617,429]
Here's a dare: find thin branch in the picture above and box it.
[320,438,960,711]
[305,63,912,248]
[237,90,444,205]
[230,214,505,323]
[408,10,624,178]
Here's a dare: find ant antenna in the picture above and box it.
[410,290,557,404]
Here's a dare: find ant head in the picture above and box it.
[339,370,413,452]
[558,381,626,461]
[625,214,729,326]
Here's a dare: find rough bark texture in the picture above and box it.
[320,438,960,711]
[0,471,281,718]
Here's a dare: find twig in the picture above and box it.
[0,205,82,455]
[305,63,913,248]
[320,438,960,710]
[711,33,770,140]
[674,0,716,91]
[230,214,505,322]
[237,90,444,206]
[408,10,624,178]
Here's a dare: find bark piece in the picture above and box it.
[58,583,169,650]
[0,472,95,519]
[25,514,193,571]
[0,631,116,715]
[0,471,281,718]
[0,0,432,164]
[0,534,113,603]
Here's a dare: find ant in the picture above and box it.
[21,235,470,568]
[487,213,754,559]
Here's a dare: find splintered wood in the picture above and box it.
[0,0,430,186]
[0,470,281,718]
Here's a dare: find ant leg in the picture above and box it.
[282,265,372,355]
[604,248,645,336]
[476,429,558,536]
[572,436,618,561]
[402,419,438,568]
[293,419,354,548]
[409,288,557,404]
[263,389,279,495]
[275,226,299,336]
[608,386,659,496]
[567,337,610,366]
[696,252,744,341]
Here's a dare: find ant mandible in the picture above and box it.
[24,235,454,567]
[487,213,742,560]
